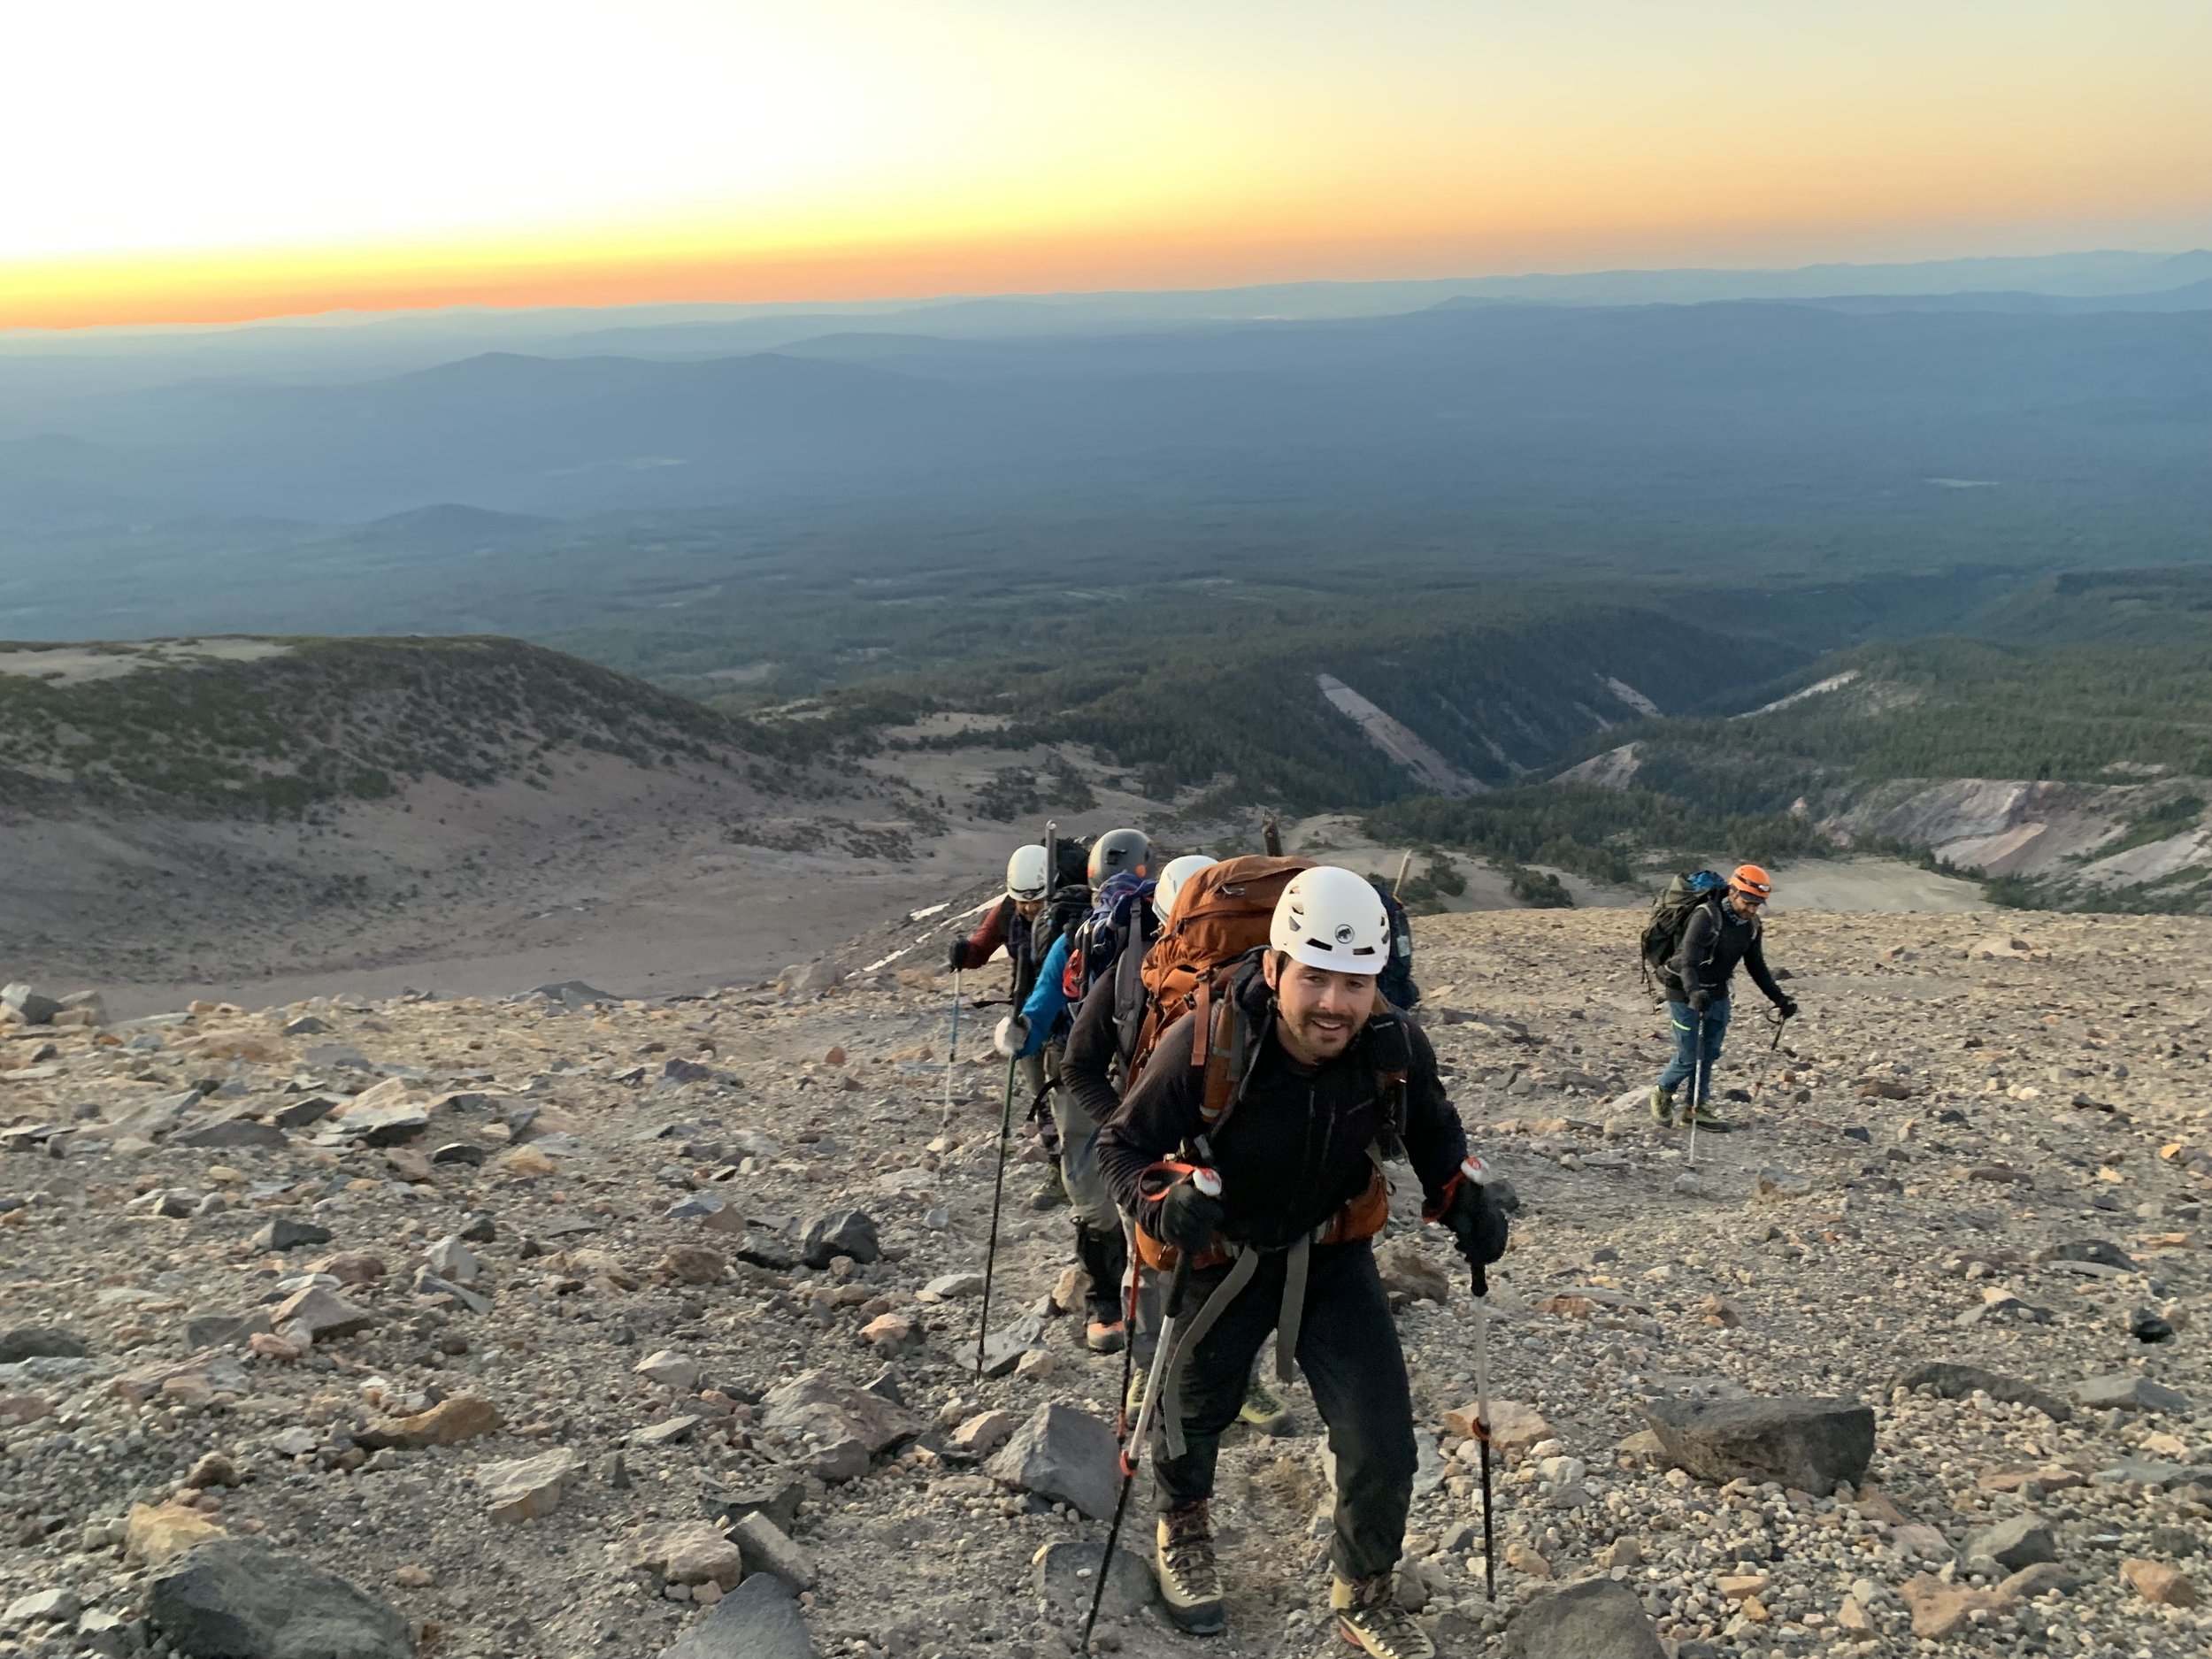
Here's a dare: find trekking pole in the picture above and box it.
[1081,1240,1167,1649]
[1082,1200,1211,1653]
[1767,1006,1790,1052]
[1687,1008,1706,1169]
[942,969,962,1126]
[1393,849,1413,897]
[1471,1263,1494,1601]
[973,1051,1019,1379]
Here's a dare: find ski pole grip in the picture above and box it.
[1190,1167,1222,1198]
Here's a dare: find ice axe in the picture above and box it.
[1081,1170,1219,1651]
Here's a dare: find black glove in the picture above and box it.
[1777,996,1799,1019]
[945,939,969,972]
[1154,1179,1225,1255]
[1687,989,1713,1014]
[1440,1178,1509,1294]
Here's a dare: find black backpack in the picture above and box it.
[1639,870,1725,989]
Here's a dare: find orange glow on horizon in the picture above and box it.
[4,0,2208,332]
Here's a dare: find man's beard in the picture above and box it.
[1281,1004,1357,1060]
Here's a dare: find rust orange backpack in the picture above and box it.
[1120,854,1312,1093]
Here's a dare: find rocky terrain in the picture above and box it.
[0,903,2201,1659]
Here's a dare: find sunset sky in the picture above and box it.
[6,0,2209,329]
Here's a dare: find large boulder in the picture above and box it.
[146,1537,411,1657]
[759,1371,920,1455]
[659,1571,814,1659]
[800,1210,880,1269]
[984,1402,1118,1519]
[1503,1578,1664,1658]
[1642,1394,1874,1494]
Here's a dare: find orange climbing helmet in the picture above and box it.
[1730,864,1773,902]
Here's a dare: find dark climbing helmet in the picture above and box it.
[1087,828,1152,884]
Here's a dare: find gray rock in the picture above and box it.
[475,1448,583,1524]
[923,1271,985,1300]
[658,1571,813,1659]
[411,1269,491,1317]
[809,1438,869,1484]
[534,980,621,1010]
[0,1326,87,1363]
[303,1044,372,1071]
[661,1056,717,1086]
[169,1118,286,1150]
[2093,1457,2205,1490]
[2052,1238,2137,1271]
[984,1402,1119,1519]
[730,1510,818,1590]
[2075,1373,2192,1415]
[1642,1394,1874,1494]
[2131,1308,2177,1343]
[699,1475,805,1532]
[269,1097,336,1131]
[2,984,64,1025]
[759,1371,921,1456]
[1503,1578,1665,1659]
[184,1310,273,1351]
[633,1416,703,1448]
[146,1537,411,1657]
[429,1142,485,1167]
[253,1219,334,1253]
[334,1102,428,1147]
[799,1210,880,1269]
[424,1236,479,1285]
[1898,1361,2071,1423]
[1967,1515,2057,1573]
[280,1016,332,1036]
[109,1089,204,1141]
[979,1313,1049,1377]
[1033,1540,1156,1622]
[3,1586,79,1624]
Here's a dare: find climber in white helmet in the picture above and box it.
[1096,865,1509,1658]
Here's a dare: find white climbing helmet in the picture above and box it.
[1153,855,1217,923]
[1269,865,1390,975]
[1005,843,1050,902]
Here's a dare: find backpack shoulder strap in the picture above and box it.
[1196,995,1249,1149]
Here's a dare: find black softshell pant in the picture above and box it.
[1153,1239,1413,1582]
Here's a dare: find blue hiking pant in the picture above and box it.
[1657,998,1730,1102]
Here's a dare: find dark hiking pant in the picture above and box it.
[1153,1239,1413,1582]
[1657,997,1730,1102]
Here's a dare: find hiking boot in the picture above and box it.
[1027,1164,1069,1210]
[1687,1102,1732,1131]
[1125,1360,1149,1414]
[1155,1502,1225,1634]
[1647,1086,1676,1126]
[1239,1371,1292,1435]
[1086,1309,1126,1354]
[1333,1571,1434,1659]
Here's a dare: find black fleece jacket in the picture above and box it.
[1096,961,1470,1252]
[1668,896,1786,1007]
